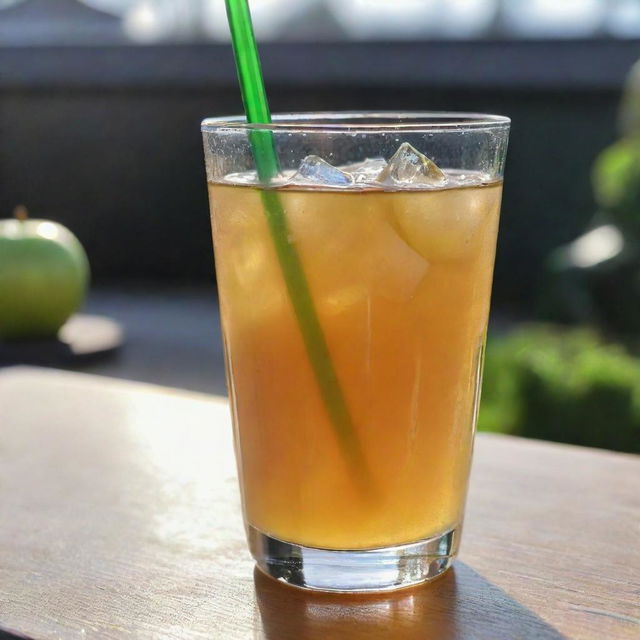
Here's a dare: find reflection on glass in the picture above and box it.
[327,0,442,40]
[501,0,606,38]
[80,0,136,15]
[440,0,498,38]
[606,0,640,37]
[253,565,460,640]
[202,0,321,41]
[0,0,636,42]
[123,0,209,42]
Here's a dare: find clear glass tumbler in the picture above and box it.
[202,112,510,592]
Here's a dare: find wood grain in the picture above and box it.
[0,367,638,640]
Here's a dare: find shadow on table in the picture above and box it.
[254,562,567,640]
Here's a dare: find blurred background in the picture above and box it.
[1,0,640,453]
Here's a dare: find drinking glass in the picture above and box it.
[202,112,510,592]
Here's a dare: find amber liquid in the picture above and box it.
[208,180,502,549]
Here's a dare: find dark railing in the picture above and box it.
[0,39,637,91]
[0,38,635,313]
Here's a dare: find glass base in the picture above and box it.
[248,525,459,593]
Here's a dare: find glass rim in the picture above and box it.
[201,111,510,134]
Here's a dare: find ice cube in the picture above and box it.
[282,189,427,304]
[292,155,354,187]
[318,222,429,308]
[390,185,502,261]
[343,157,388,185]
[371,220,429,301]
[377,143,447,188]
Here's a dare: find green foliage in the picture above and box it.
[619,59,640,137]
[591,58,640,238]
[479,326,640,453]
[542,59,640,338]
[521,60,640,453]
[592,139,640,237]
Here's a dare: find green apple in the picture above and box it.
[0,209,90,340]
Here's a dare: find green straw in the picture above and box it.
[224,0,369,481]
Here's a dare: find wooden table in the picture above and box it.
[0,367,638,640]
